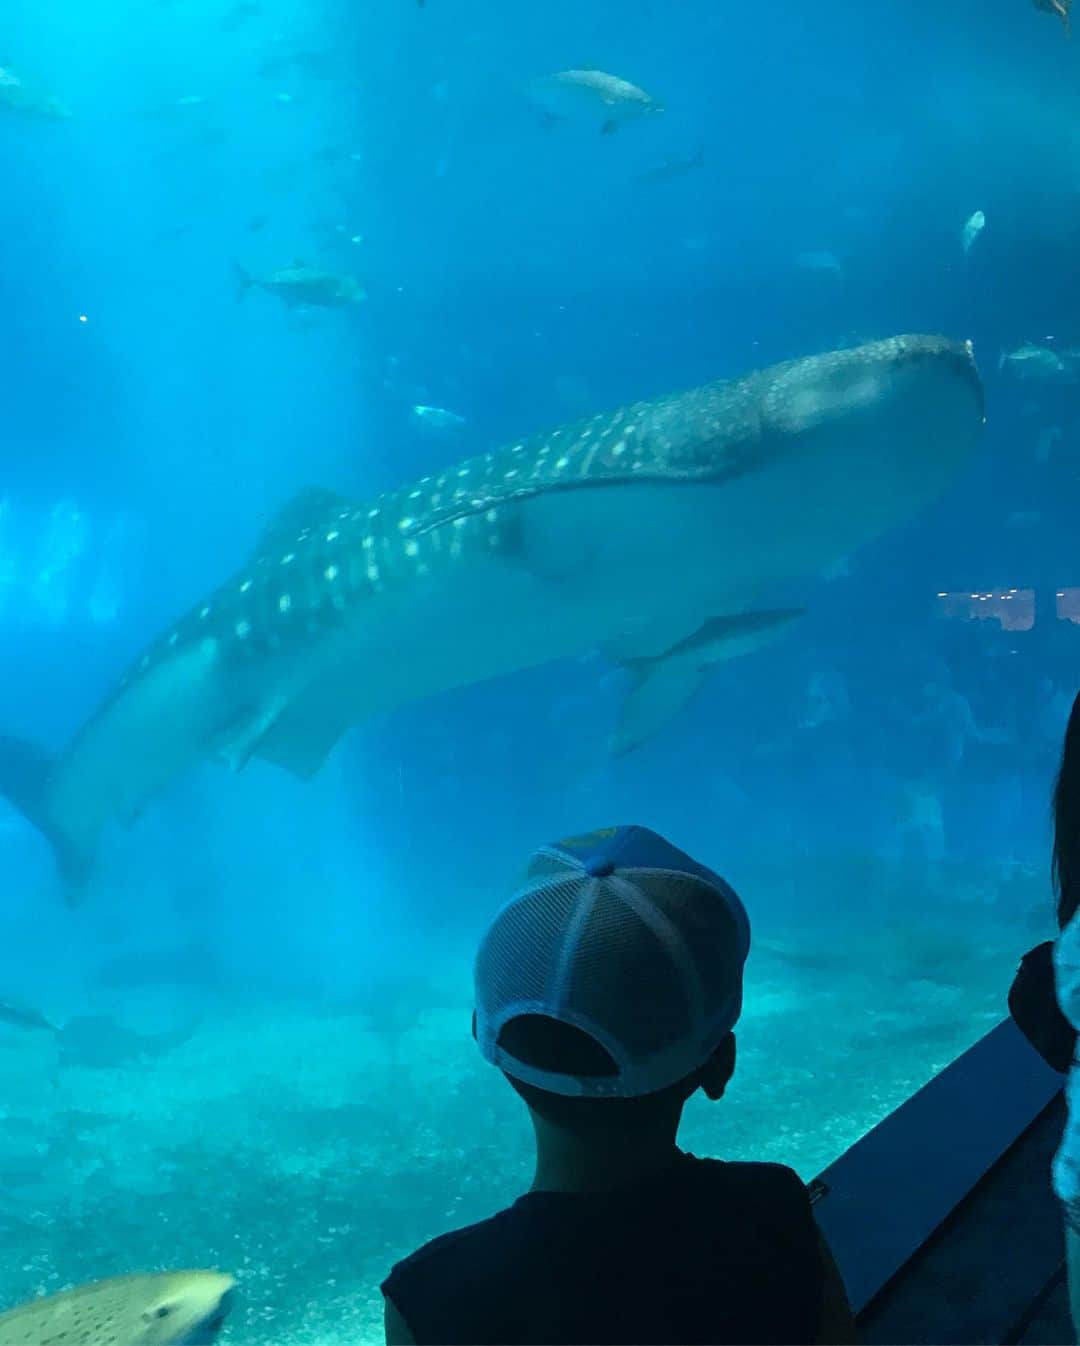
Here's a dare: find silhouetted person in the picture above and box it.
[381,825,856,1344]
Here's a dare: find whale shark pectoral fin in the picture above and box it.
[209,698,290,772]
[252,688,355,781]
[609,608,805,756]
[209,688,350,779]
[611,658,708,757]
[603,611,710,663]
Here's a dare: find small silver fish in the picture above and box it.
[998,344,1071,381]
[527,68,663,135]
[0,67,70,120]
[796,251,844,279]
[1033,0,1071,32]
[961,210,986,255]
[233,259,365,308]
[411,404,467,430]
[635,147,703,184]
[0,1000,56,1033]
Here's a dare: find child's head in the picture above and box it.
[472,826,750,1137]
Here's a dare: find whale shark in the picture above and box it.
[0,334,983,896]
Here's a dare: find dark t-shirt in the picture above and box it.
[381,1153,825,1345]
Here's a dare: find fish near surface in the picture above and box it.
[0,336,983,895]
[411,403,467,431]
[1033,0,1071,31]
[232,260,364,308]
[999,343,1072,381]
[0,1000,56,1033]
[527,69,663,134]
[0,1272,235,1346]
[961,209,986,255]
[634,147,704,184]
[0,67,71,120]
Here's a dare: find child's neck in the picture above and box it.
[528,1114,682,1194]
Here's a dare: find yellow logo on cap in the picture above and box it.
[558,826,619,850]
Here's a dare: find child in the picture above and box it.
[382,825,856,1345]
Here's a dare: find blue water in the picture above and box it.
[0,0,1077,1338]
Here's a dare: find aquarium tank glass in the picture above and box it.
[0,0,1076,1340]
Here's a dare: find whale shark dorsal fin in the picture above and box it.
[253,486,349,556]
[610,609,804,756]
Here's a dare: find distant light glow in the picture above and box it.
[78,314,88,323]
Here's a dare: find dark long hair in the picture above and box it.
[1053,691,1080,929]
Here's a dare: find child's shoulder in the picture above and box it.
[680,1153,806,1185]
[675,1154,813,1209]
[384,1204,519,1288]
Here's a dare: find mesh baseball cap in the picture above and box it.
[474,825,751,1099]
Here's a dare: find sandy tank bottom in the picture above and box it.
[0,857,1047,1346]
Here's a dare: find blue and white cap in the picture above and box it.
[474,825,751,1099]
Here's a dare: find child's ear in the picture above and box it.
[700,1034,736,1100]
